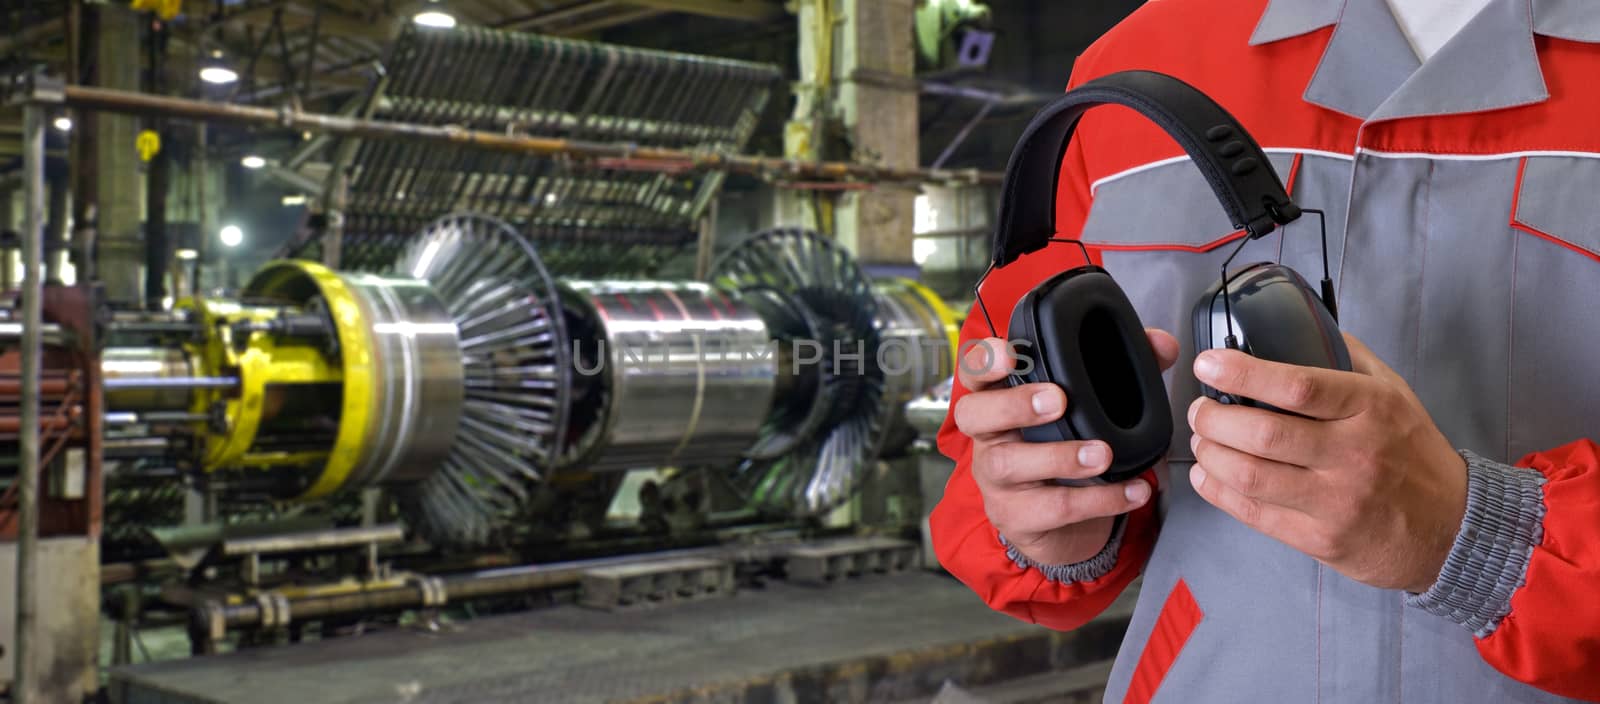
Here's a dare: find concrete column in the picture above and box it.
[784,0,919,266]
[833,0,918,267]
[91,5,146,305]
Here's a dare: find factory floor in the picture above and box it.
[109,572,1134,704]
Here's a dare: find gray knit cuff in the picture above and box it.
[1405,450,1546,638]
[999,516,1126,584]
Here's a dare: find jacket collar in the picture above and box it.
[1249,0,1600,121]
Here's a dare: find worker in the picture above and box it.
[931,0,1600,702]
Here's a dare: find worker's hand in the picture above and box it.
[1186,333,1467,593]
[954,331,1178,566]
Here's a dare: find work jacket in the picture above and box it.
[931,0,1600,702]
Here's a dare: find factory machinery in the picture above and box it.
[99,215,956,539]
[1,28,965,687]
[2,213,958,658]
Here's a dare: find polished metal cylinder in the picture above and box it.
[562,281,777,472]
[872,280,955,409]
[101,347,199,413]
[241,261,466,495]
[871,279,958,456]
[904,377,954,438]
[341,272,465,487]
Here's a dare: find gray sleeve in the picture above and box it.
[1405,450,1547,638]
[999,516,1126,584]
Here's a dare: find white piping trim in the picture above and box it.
[1354,148,1600,161]
[1279,148,1356,163]
[1088,155,1190,195]
[1088,148,1355,195]
[1087,147,1600,194]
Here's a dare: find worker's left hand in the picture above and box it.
[1185,333,1467,593]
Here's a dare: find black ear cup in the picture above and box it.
[1191,263,1352,410]
[1006,267,1173,485]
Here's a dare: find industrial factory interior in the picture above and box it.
[7,0,1600,702]
[0,1,1131,700]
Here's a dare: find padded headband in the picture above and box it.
[992,70,1300,267]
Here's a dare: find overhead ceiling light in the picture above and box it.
[281,194,308,206]
[413,9,457,28]
[240,155,266,169]
[52,116,72,132]
[199,65,239,85]
[174,248,199,261]
[219,225,244,248]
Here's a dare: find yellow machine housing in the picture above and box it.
[126,261,466,500]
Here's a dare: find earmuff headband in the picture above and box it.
[992,70,1300,267]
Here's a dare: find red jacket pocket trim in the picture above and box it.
[1510,156,1600,265]
[1122,578,1205,704]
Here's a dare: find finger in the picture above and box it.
[1187,397,1327,466]
[979,439,1115,487]
[1342,333,1405,386]
[1000,480,1154,535]
[1147,328,1180,372]
[953,382,1065,438]
[1190,435,1319,511]
[1193,348,1372,420]
[957,337,1015,390]
[1189,463,1311,539]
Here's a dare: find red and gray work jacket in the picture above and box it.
[932,0,1600,701]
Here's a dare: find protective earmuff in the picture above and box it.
[975,70,1318,486]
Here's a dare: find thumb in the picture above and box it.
[1343,333,1407,387]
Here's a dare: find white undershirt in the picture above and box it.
[1384,0,1496,61]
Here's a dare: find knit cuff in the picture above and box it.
[1405,450,1546,638]
[999,516,1126,584]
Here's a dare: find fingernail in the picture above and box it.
[1190,465,1207,490]
[1125,480,1150,504]
[1032,390,1062,416]
[1189,434,1200,455]
[1187,397,1204,427]
[1194,352,1220,382]
[963,344,991,373]
[1077,442,1109,468]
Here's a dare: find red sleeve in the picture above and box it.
[927,53,1159,632]
[1475,438,1600,700]
[930,429,1160,631]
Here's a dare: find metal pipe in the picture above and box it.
[59,85,1001,186]
[15,99,46,704]
[0,321,64,344]
[101,375,238,390]
[210,543,761,628]
[104,320,198,335]
[102,437,175,458]
[103,411,208,426]
[220,525,406,557]
[0,375,74,396]
[0,416,75,433]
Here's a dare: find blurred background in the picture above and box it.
[0,1,1143,702]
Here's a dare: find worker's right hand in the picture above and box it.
[953,332,1179,566]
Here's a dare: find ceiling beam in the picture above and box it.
[196,2,402,45]
[558,7,666,35]
[498,1,617,31]
[164,36,372,97]
[0,17,66,58]
[616,0,785,22]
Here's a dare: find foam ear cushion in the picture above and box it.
[1009,268,1173,485]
